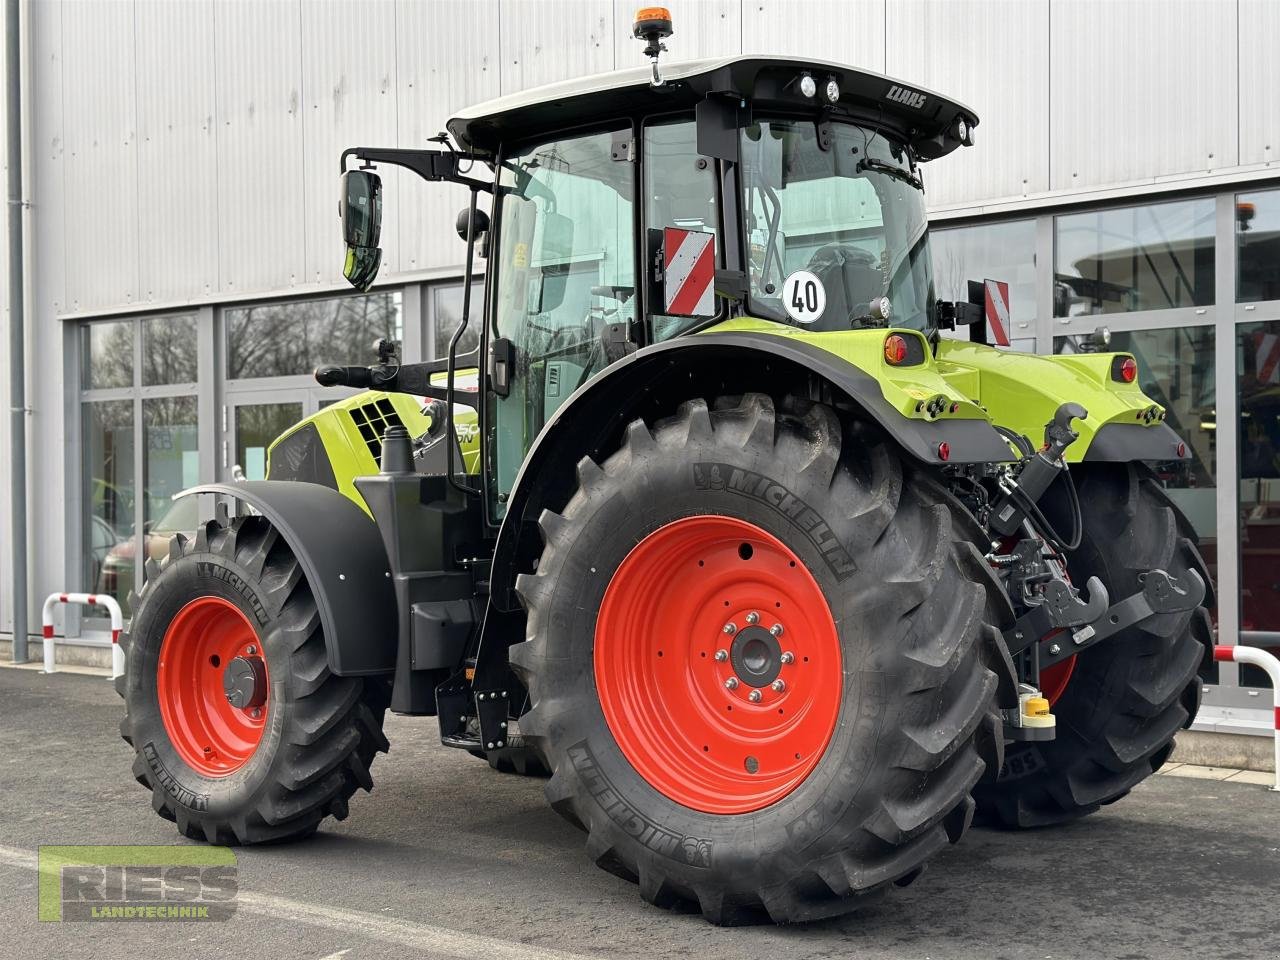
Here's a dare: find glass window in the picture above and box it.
[142,315,198,385]
[235,402,304,481]
[84,399,136,605]
[644,119,719,341]
[490,125,636,505]
[142,397,199,566]
[226,291,403,379]
[1054,199,1214,316]
[739,119,934,333]
[932,219,1036,330]
[430,282,483,360]
[1237,189,1280,303]
[1238,319,1280,681]
[81,321,134,389]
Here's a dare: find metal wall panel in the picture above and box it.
[1049,0,1237,192]
[499,0,616,92]
[610,0,741,66]
[1239,0,1279,167]
[301,0,401,284]
[61,0,139,312]
[887,0,1049,208]
[213,0,305,295]
[741,0,886,74]
[397,0,501,273]
[135,0,219,303]
[0,0,8,632]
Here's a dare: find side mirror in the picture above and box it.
[340,169,382,291]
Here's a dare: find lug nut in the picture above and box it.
[247,645,257,655]
[1049,643,1062,655]
[725,677,739,690]
[746,611,760,625]
[748,690,762,703]
[770,623,784,637]
[723,622,737,635]
[771,679,786,693]
[714,649,728,662]
[780,651,794,664]
[250,707,262,719]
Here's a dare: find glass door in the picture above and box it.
[224,393,308,482]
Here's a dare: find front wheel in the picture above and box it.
[118,513,390,844]
[512,395,1009,923]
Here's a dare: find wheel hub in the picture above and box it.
[223,655,267,710]
[728,624,783,687]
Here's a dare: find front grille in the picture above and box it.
[349,397,404,466]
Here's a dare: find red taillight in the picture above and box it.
[1114,355,1138,383]
[937,442,950,462]
[1177,441,1186,458]
[884,334,908,365]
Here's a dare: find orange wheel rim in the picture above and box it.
[157,596,268,777]
[594,516,842,814]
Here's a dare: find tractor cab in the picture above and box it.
[331,13,982,514]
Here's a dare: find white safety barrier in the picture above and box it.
[1214,644,1280,792]
[42,592,126,680]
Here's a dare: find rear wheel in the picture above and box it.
[974,462,1211,828]
[513,395,1008,923]
[118,513,390,844]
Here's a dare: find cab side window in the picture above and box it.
[643,119,720,341]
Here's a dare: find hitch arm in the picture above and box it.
[1005,575,1109,656]
[1037,568,1207,669]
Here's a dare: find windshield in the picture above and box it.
[740,119,935,333]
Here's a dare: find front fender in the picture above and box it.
[177,482,396,676]
[487,331,1011,610]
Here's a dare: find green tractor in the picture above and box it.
[118,10,1212,924]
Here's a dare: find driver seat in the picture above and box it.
[806,244,884,330]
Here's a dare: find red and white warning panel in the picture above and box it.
[1255,330,1280,384]
[983,278,1011,347]
[663,227,716,317]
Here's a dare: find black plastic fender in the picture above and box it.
[177,482,396,676]
[486,330,1012,613]
[1083,422,1189,463]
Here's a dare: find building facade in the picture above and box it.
[3,0,1278,736]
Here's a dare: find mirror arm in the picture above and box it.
[340,146,492,192]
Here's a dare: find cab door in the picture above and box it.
[488,124,637,512]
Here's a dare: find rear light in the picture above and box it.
[884,334,908,365]
[937,442,950,462]
[1177,441,1187,458]
[1112,355,1138,383]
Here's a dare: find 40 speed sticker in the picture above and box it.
[782,270,826,324]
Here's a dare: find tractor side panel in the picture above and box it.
[932,339,1189,463]
[267,391,431,513]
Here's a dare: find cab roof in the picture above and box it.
[447,55,979,161]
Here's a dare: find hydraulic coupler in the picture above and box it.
[990,402,1088,537]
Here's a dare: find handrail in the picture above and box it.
[1213,644,1280,792]
[41,592,125,680]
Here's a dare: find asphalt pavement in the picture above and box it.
[1,667,1277,960]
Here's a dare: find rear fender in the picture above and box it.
[176,482,396,676]
[933,339,1190,464]
[485,330,1012,614]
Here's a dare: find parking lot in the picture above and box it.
[2,666,1278,960]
